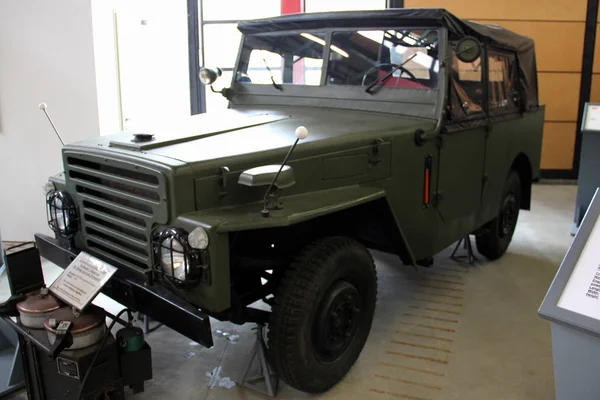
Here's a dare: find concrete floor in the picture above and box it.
[2,184,576,400]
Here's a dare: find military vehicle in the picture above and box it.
[37,8,543,393]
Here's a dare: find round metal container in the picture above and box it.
[116,326,144,353]
[44,306,106,350]
[16,289,61,329]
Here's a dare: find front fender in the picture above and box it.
[188,185,386,233]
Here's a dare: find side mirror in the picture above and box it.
[199,67,222,86]
[455,36,482,63]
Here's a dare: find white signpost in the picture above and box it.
[539,189,600,400]
[582,103,600,132]
[557,215,600,318]
[50,252,117,311]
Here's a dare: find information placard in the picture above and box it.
[582,103,600,132]
[50,252,117,311]
[558,215,600,319]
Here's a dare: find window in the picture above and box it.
[449,53,484,119]
[236,33,326,86]
[488,52,519,113]
[199,0,281,113]
[326,30,439,90]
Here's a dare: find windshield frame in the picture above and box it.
[230,25,448,121]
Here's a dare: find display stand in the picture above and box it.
[241,324,278,397]
[539,189,600,400]
[572,102,600,234]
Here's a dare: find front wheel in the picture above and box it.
[268,237,377,393]
[476,170,521,260]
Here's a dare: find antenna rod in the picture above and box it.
[262,138,299,214]
[261,126,309,218]
[38,103,65,146]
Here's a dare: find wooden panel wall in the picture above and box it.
[406,0,589,170]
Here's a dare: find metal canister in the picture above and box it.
[116,327,144,353]
[44,306,106,350]
[16,288,61,328]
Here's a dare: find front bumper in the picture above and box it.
[34,233,214,348]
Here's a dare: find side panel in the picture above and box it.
[480,108,545,224]
[387,134,440,261]
[434,127,487,251]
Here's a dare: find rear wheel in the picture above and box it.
[476,170,521,260]
[268,237,377,393]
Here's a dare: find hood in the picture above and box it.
[69,107,434,168]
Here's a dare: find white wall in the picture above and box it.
[0,0,101,241]
[91,0,192,134]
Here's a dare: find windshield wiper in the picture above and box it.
[262,57,283,91]
[365,53,418,94]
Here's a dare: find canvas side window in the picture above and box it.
[488,52,519,113]
[449,54,484,120]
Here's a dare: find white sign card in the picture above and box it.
[557,213,600,319]
[50,252,117,311]
[582,103,600,132]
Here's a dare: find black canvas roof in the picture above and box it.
[238,8,539,108]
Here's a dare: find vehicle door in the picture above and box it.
[435,51,487,245]
[480,50,522,222]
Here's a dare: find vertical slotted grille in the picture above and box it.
[65,154,167,272]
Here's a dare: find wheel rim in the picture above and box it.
[500,192,518,237]
[312,280,362,364]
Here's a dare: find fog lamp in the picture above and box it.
[188,227,209,250]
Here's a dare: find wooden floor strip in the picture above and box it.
[435,267,468,274]
[425,307,461,315]
[413,278,465,286]
[379,362,446,377]
[410,297,463,307]
[394,330,454,343]
[391,340,452,353]
[409,305,461,315]
[416,284,464,292]
[386,350,449,364]
[422,271,464,280]
[369,388,431,400]
[398,321,456,333]
[413,291,464,300]
[375,374,442,390]
[404,313,459,323]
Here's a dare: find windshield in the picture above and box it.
[328,29,439,90]
[235,28,439,91]
[235,32,326,86]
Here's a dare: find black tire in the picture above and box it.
[476,170,521,260]
[268,237,377,393]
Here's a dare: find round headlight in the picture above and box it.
[46,190,78,238]
[160,237,187,281]
[51,197,67,231]
[188,227,209,250]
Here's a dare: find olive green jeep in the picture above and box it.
[37,8,543,393]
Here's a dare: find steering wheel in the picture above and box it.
[360,63,417,87]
